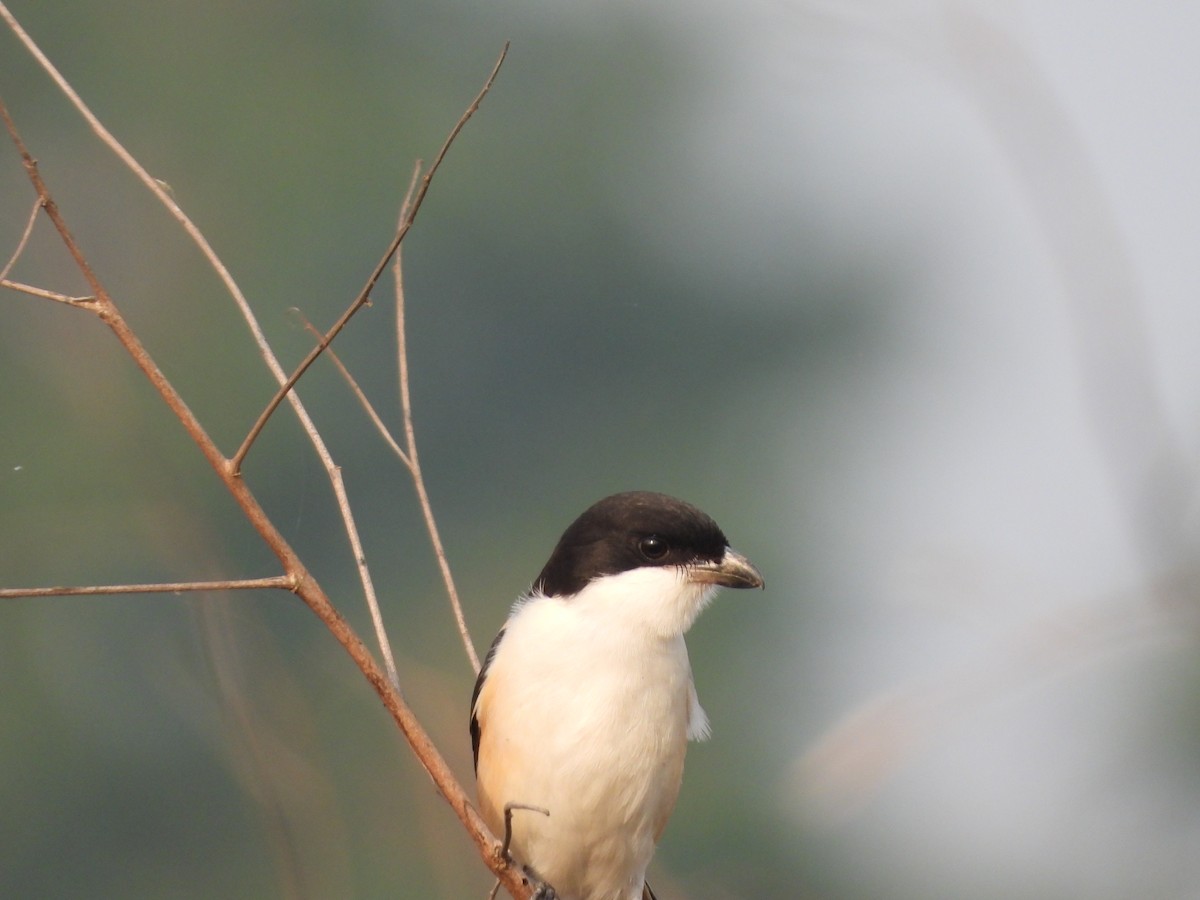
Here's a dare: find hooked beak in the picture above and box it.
[689,548,764,590]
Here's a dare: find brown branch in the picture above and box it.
[0,6,357,573]
[284,311,403,691]
[0,1,257,335]
[0,577,296,599]
[1,0,403,692]
[292,159,481,674]
[1,278,96,306]
[230,41,510,475]
[1,22,527,897]
[291,310,411,466]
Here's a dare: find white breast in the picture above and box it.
[474,568,714,900]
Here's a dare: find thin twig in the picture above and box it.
[493,803,552,900]
[0,2,259,348]
[0,195,40,282]
[287,310,402,691]
[394,217,480,673]
[1,278,95,306]
[301,161,480,673]
[1,90,529,897]
[0,2,407,691]
[2,18,529,894]
[0,576,296,599]
[230,42,510,475]
[488,805,552,900]
[291,309,412,469]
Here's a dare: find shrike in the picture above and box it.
[471,491,763,900]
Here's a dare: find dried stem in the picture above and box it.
[292,249,483,675]
[793,594,1171,819]
[0,195,40,281]
[287,155,481,676]
[793,8,1198,820]
[945,7,1190,576]
[0,278,95,306]
[291,311,411,467]
[1,11,527,895]
[231,41,510,475]
[0,0,412,692]
[394,228,481,673]
[0,4,401,685]
[287,309,403,690]
[0,577,295,600]
[0,1,259,349]
[2,93,529,899]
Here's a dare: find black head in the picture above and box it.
[532,491,762,597]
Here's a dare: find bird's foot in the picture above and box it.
[501,801,550,861]
[498,802,554,898]
[523,870,557,900]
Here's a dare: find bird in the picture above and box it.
[470,491,763,900]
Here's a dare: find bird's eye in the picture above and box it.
[638,535,669,561]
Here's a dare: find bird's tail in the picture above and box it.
[643,882,658,900]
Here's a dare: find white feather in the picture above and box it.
[474,567,716,900]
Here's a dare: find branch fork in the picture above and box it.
[1,2,522,893]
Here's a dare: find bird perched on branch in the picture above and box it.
[471,491,764,900]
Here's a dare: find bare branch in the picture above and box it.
[0,577,296,600]
[1,3,413,693]
[299,161,482,674]
[0,195,40,281]
[285,310,403,691]
[230,41,511,475]
[2,94,526,893]
[291,309,412,469]
[2,19,528,893]
[1,278,96,306]
[394,223,481,673]
[0,9,389,650]
[0,2,260,345]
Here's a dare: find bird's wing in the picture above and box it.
[686,674,711,742]
[470,627,506,772]
[643,880,658,900]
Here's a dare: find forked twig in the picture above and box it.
[292,252,481,675]
[230,41,511,475]
[0,1,403,685]
[0,1,260,352]
[394,223,480,672]
[2,94,529,897]
[1,9,529,894]
[287,150,481,675]
[291,310,411,467]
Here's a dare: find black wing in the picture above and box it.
[470,627,506,773]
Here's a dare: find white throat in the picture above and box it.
[550,566,718,640]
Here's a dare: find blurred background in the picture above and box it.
[3,1,1200,897]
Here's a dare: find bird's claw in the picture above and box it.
[526,874,557,900]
